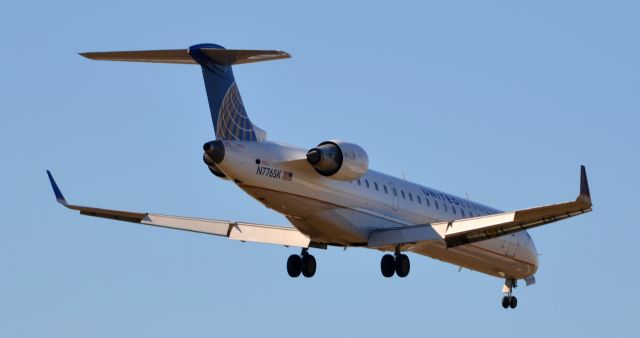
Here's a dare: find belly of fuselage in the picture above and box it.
[217,140,538,279]
[240,184,537,279]
[239,184,408,245]
[411,241,538,280]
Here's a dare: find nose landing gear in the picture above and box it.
[501,279,518,309]
[287,249,316,278]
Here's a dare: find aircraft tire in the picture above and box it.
[509,296,518,309]
[380,254,395,277]
[287,254,302,278]
[301,254,316,278]
[395,254,410,278]
[501,296,510,309]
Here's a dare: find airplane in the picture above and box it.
[47,43,593,309]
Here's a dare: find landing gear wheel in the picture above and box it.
[501,296,510,309]
[287,254,302,278]
[395,253,410,278]
[301,254,316,278]
[380,254,395,277]
[501,279,519,309]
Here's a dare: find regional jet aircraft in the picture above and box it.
[47,43,593,309]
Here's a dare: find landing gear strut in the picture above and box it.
[380,248,410,278]
[287,249,316,278]
[501,279,518,309]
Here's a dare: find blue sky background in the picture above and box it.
[1,1,638,337]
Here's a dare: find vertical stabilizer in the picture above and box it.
[189,44,256,141]
[80,44,290,141]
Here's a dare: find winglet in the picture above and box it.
[577,165,592,206]
[46,170,67,205]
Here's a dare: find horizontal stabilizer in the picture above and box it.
[80,48,290,65]
[46,171,310,248]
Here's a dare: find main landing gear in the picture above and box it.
[287,249,316,278]
[501,279,518,309]
[380,248,410,278]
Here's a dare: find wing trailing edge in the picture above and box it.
[46,171,310,248]
[368,166,593,249]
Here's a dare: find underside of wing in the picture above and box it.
[46,171,310,248]
[369,166,593,249]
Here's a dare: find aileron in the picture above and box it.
[368,166,593,249]
[46,171,310,248]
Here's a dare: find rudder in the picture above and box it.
[80,43,290,142]
[189,44,256,141]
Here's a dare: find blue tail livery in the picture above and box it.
[80,44,290,141]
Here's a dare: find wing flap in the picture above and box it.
[368,224,442,248]
[47,171,310,248]
[434,200,591,248]
[437,166,592,247]
[368,166,593,249]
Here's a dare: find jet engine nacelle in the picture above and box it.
[203,140,228,180]
[306,141,369,181]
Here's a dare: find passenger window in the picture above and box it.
[444,204,448,212]
[435,201,439,209]
[417,195,421,204]
[374,182,379,191]
[409,193,413,202]
[384,185,388,194]
[401,191,406,199]
[393,188,397,196]
[452,206,456,215]
[425,197,430,207]
[357,179,361,186]
[461,209,465,217]
[365,179,370,188]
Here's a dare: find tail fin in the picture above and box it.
[80,44,290,141]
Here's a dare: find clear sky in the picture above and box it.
[1,1,638,337]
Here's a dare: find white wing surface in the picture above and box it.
[369,166,592,249]
[46,171,310,248]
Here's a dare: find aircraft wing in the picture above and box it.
[368,166,593,249]
[46,171,310,248]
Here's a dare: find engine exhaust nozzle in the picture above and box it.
[202,140,225,164]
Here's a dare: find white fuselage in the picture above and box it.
[215,140,538,280]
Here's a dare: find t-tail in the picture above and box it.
[80,44,290,141]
